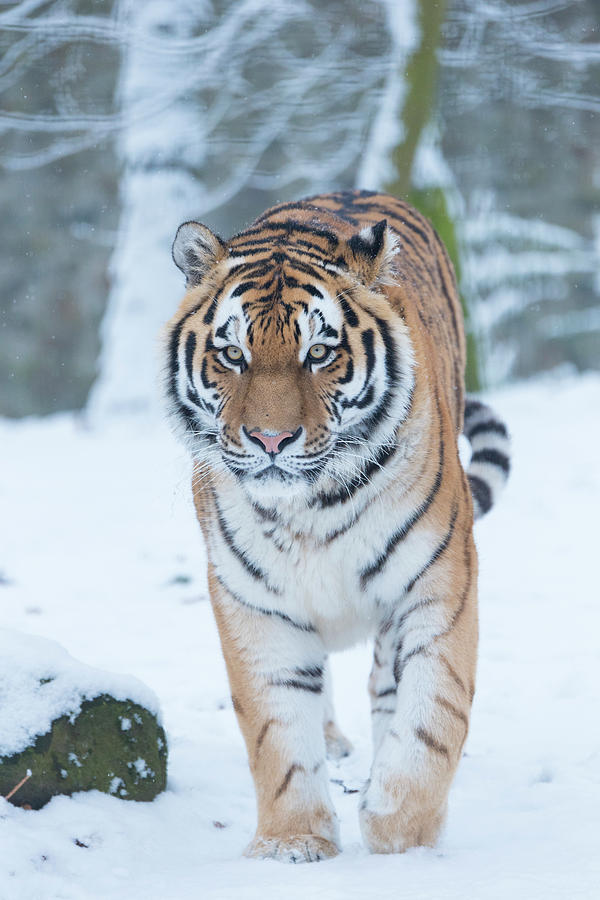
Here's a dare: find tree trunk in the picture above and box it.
[376,0,481,391]
[87,0,206,420]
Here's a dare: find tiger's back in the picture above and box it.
[163,190,509,862]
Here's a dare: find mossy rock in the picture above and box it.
[0,694,167,809]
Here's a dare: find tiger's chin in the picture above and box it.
[241,466,313,502]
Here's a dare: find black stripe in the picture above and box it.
[201,283,229,324]
[468,474,492,515]
[184,330,196,384]
[362,329,376,378]
[166,319,202,434]
[440,653,468,695]
[466,420,508,441]
[398,643,430,673]
[396,228,434,274]
[167,320,183,394]
[340,296,359,327]
[214,497,280,594]
[312,437,397,510]
[375,687,396,698]
[351,437,398,487]
[226,256,276,274]
[414,726,449,759]
[282,256,326,281]
[392,638,404,685]
[270,678,323,694]
[293,238,331,257]
[186,386,201,407]
[298,282,323,298]
[256,717,279,753]
[231,233,329,254]
[231,281,256,297]
[471,448,510,474]
[274,764,303,800]
[394,596,441,633]
[200,357,217,391]
[355,315,403,437]
[167,319,183,401]
[403,501,460,596]
[394,214,431,248]
[360,437,444,587]
[342,384,374,411]
[214,572,315,632]
[228,250,326,281]
[464,398,485,419]
[214,318,232,341]
[435,252,460,346]
[432,228,461,345]
[294,664,324,679]
[433,229,458,287]
[229,235,283,251]
[337,356,354,386]
[435,695,469,731]
[394,535,473,684]
[252,503,279,522]
[236,219,339,247]
[227,247,274,261]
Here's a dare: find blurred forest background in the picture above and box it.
[0,0,598,419]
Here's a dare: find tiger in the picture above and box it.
[163,190,510,862]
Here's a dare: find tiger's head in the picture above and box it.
[164,216,415,501]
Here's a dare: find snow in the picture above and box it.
[0,629,161,757]
[1,373,599,898]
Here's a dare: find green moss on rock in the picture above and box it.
[0,694,167,809]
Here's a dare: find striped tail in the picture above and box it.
[463,397,511,520]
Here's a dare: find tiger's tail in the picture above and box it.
[463,397,511,520]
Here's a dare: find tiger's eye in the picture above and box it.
[224,345,243,362]
[307,343,328,362]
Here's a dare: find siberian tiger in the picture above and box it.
[163,190,510,862]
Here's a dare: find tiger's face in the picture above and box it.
[165,217,414,500]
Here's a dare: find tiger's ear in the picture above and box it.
[172,221,228,287]
[345,219,398,287]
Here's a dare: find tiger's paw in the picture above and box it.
[359,802,445,854]
[244,834,339,863]
[359,775,447,854]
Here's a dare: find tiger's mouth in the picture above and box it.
[219,444,332,489]
[219,452,302,480]
[253,465,293,482]
[220,456,319,500]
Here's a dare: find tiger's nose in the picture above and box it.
[244,427,301,455]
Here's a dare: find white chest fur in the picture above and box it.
[206,444,439,651]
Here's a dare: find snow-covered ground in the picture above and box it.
[1,373,599,900]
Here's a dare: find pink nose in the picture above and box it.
[249,431,294,454]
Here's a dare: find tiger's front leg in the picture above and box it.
[361,526,478,853]
[209,567,339,863]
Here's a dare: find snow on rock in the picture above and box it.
[0,628,161,758]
